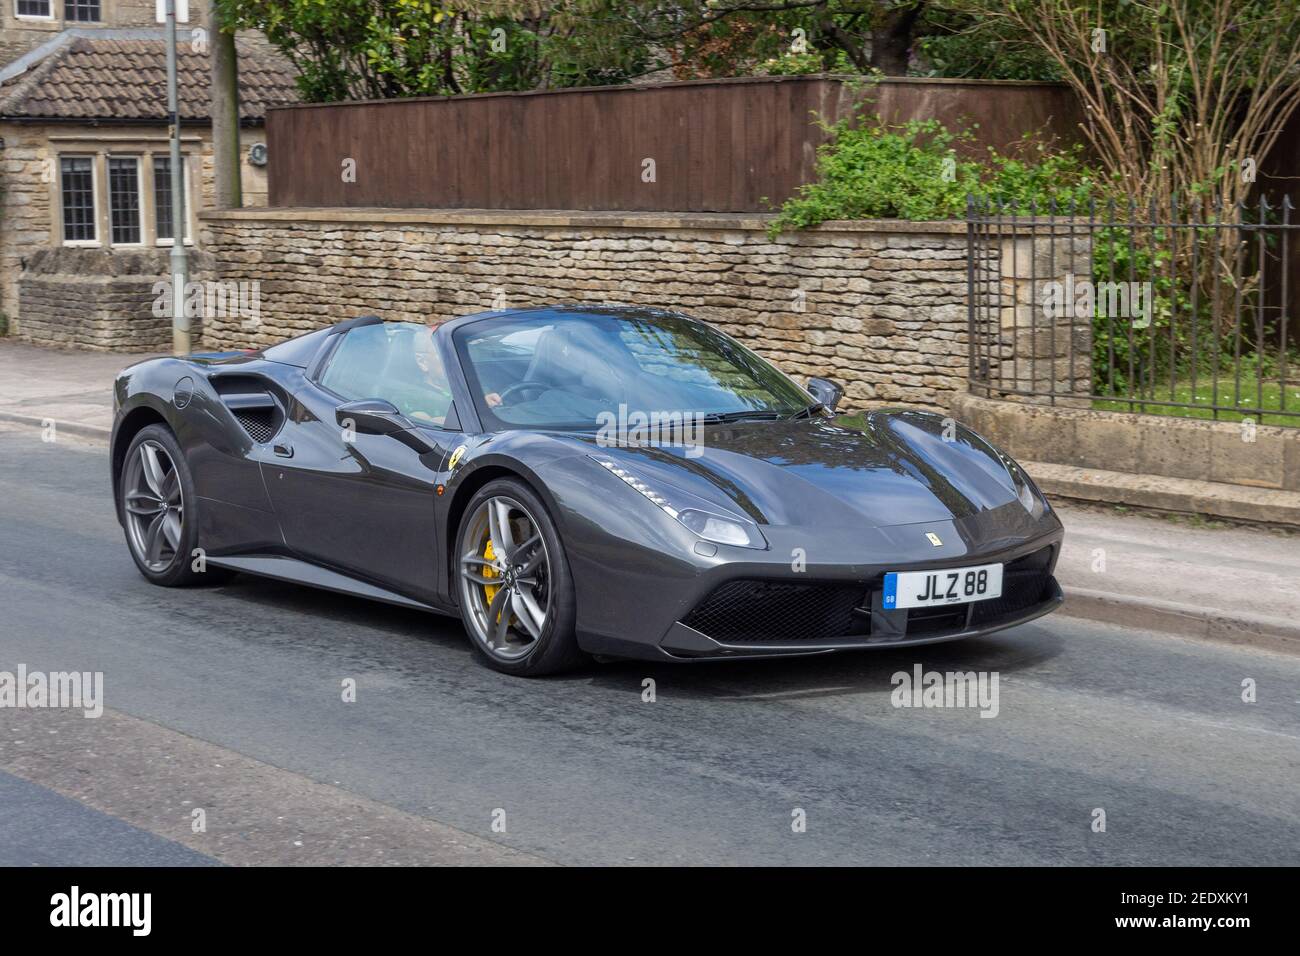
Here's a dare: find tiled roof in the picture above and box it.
[0,36,299,122]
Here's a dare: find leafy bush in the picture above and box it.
[1092,222,1299,403]
[216,1,656,101]
[759,52,834,76]
[768,117,1099,235]
[913,7,1062,81]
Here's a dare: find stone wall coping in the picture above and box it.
[951,390,1298,493]
[198,206,973,235]
[956,389,1295,439]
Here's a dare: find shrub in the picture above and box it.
[768,116,1100,235]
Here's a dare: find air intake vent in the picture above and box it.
[969,546,1055,626]
[684,579,869,642]
[214,379,284,444]
[233,408,276,443]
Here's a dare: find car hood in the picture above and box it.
[561,409,1040,533]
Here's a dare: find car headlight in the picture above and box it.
[1016,479,1037,513]
[677,509,754,546]
[1002,455,1048,518]
[590,455,766,549]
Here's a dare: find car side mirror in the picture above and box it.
[336,399,438,455]
[806,377,844,413]
[336,399,411,436]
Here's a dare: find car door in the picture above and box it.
[260,323,464,603]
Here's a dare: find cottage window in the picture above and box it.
[15,0,51,18]
[108,157,143,245]
[154,0,189,23]
[57,152,192,246]
[153,156,189,242]
[59,156,97,244]
[65,0,101,22]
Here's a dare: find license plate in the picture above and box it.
[882,563,1003,610]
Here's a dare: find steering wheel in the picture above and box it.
[498,380,549,406]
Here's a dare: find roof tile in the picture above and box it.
[1,36,299,121]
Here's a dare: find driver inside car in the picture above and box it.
[386,326,502,425]
[374,326,452,425]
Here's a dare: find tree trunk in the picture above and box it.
[209,5,242,209]
[869,2,925,75]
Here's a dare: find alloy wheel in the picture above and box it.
[459,496,551,661]
[123,439,185,573]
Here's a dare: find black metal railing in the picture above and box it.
[967,195,1299,425]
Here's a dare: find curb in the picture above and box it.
[0,409,111,441]
[1025,460,1300,529]
[1060,586,1300,655]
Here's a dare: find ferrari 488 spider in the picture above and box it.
[111,306,1063,674]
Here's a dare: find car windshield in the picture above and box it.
[452,310,812,430]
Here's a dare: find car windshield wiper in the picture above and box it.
[787,402,825,420]
[699,410,785,424]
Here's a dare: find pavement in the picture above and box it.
[0,340,159,438]
[1054,501,1300,651]
[1,338,1295,654]
[0,425,1297,865]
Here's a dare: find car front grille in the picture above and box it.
[970,551,1056,626]
[681,545,1057,645]
[681,579,869,643]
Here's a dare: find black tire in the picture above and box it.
[119,424,229,587]
[455,478,585,676]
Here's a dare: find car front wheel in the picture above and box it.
[455,478,584,676]
[119,424,218,587]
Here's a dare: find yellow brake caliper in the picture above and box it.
[482,538,512,627]
[482,538,500,605]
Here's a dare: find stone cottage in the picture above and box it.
[0,5,297,348]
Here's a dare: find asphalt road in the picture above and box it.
[1,423,1297,866]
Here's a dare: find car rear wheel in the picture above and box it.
[456,479,584,676]
[120,424,222,587]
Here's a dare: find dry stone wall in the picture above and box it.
[198,210,980,411]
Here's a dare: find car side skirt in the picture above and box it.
[205,555,456,617]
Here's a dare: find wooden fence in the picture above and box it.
[265,75,1085,213]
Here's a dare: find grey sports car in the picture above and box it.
[111,306,1063,675]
